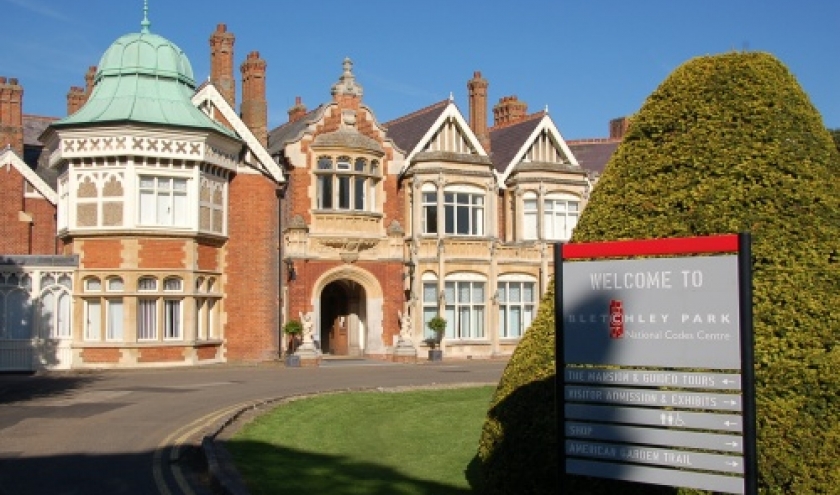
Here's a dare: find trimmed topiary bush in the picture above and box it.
[477,52,840,494]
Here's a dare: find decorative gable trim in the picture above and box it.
[192,84,285,183]
[0,148,58,204]
[499,115,581,183]
[402,102,488,173]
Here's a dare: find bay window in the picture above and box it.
[497,279,535,338]
[444,277,486,339]
[139,176,189,227]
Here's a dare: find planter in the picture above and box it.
[285,355,301,367]
[428,349,443,362]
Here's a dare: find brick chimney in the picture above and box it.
[493,95,528,128]
[84,65,97,97]
[467,71,490,152]
[67,86,86,115]
[288,96,307,123]
[209,24,236,109]
[240,51,267,147]
[609,116,630,140]
[0,77,24,155]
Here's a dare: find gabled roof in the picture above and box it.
[566,139,620,176]
[490,113,583,183]
[267,106,325,156]
[489,114,544,174]
[0,148,57,204]
[386,99,488,174]
[23,115,60,190]
[191,83,285,183]
[383,100,449,154]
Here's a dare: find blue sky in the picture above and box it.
[2,0,838,140]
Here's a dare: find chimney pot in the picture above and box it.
[9,78,18,85]
[0,77,6,84]
[217,23,226,32]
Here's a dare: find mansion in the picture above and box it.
[0,15,618,370]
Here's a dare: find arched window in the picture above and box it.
[85,277,102,291]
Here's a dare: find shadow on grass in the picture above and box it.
[225,439,473,495]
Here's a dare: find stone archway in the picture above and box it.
[312,266,384,357]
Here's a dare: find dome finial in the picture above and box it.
[140,0,151,34]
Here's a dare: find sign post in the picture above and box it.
[555,234,756,495]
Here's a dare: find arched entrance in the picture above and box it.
[319,280,366,356]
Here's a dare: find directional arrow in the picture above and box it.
[721,379,736,385]
[726,461,740,467]
[723,399,738,406]
[724,420,739,427]
[725,441,739,448]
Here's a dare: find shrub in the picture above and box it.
[477,52,840,494]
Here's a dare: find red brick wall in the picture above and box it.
[225,173,279,361]
[25,196,57,254]
[196,242,220,271]
[0,171,58,255]
[138,239,186,269]
[0,168,28,254]
[138,346,184,362]
[80,239,122,268]
[81,347,121,363]
[196,344,220,360]
[291,260,404,348]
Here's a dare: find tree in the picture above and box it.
[477,52,840,494]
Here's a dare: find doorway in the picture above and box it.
[319,280,366,356]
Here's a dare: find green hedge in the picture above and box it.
[477,52,840,494]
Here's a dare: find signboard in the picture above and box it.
[563,256,740,368]
[555,234,757,495]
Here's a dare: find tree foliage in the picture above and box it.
[477,52,840,494]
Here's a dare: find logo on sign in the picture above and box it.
[609,299,624,339]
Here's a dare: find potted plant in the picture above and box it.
[284,319,303,367]
[426,315,446,362]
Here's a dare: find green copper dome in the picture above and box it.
[54,12,234,137]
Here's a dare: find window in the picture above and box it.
[315,155,379,212]
[139,176,189,227]
[40,289,71,339]
[498,280,535,338]
[443,279,485,339]
[138,277,157,291]
[107,277,124,292]
[85,277,102,291]
[163,277,182,291]
[137,299,157,340]
[0,288,32,340]
[523,193,538,240]
[164,299,182,339]
[543,194,580,241]
[444,191,484,236]
[107,299,124,341]
[422,281,439,340]
[422,192,438,234]
[84,299,101,341]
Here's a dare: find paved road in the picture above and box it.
[0,359,507,495]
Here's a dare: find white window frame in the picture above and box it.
[443,274,486,340]
[138,175,190,227]
[497,277,536,339]
[522,192,538,241]
[543,193,580,242]
[443,185,484,236]
[315,155,380,213]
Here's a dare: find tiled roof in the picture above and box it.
[267,106,324,155]
[22,115,59,189]
[24,114,58,146]
[383,100,449,154]
[566,139,620,176]
[488,114,543,173]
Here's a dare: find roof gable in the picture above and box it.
[192,83,285,183]
[387,100,488,173]
[1,148,57,204]
[491,114,581,182]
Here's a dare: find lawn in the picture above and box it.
[225,385,494,495]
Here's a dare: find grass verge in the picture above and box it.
[226,385,494,495]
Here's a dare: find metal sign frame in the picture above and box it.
[554,233,756,494]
